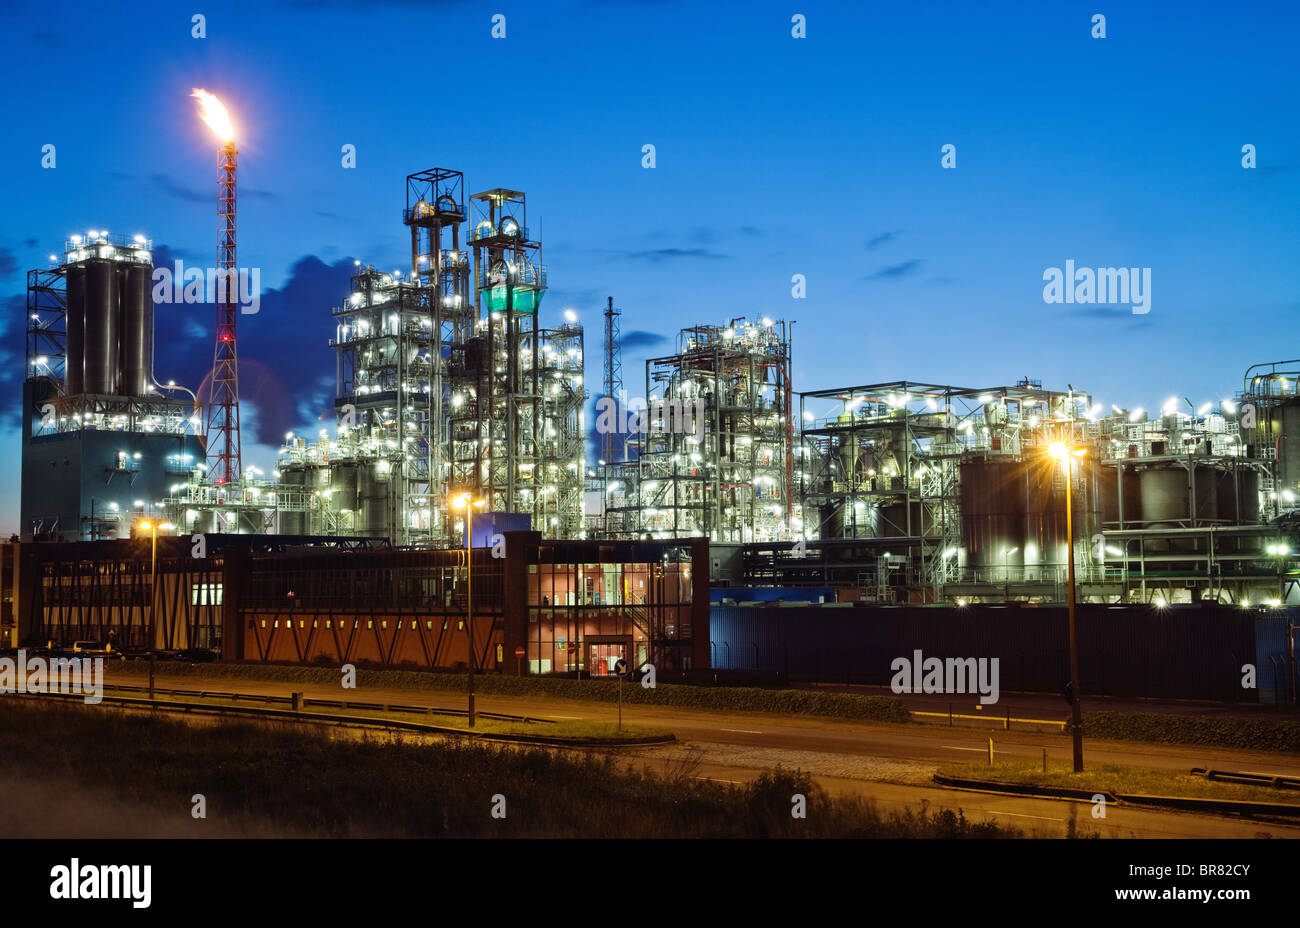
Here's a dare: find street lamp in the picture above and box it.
[453,493,487,727]
[1049,440,1087,772]
[138,520,158,701]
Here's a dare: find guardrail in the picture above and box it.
[98,682,551,724]
[1191,767,1300,790]
[12,689,677,748]
[913,704,1067,732]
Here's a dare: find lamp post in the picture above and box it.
[453,493,487,727]
[1049,441,1086,772]
[139,521,158,701]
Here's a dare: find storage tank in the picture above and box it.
[329,462,360,517]
[120,263,152,397]
[1140,466,1187,527]
[83,260,119,395]
[960,460,1025,570]
[1097,463,1141,528]
[1024,462,1067,572]
[1215,467,1260,525]
[357,464,391,536]
[279,468,307,534]
[64,263,86,395]
[1280,399,1300,496]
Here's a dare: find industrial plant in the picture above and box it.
[4,93,1296,707]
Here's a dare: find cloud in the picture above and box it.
[863,258,924,281]
[1065,306,1138,319]
[150,173,207,204]
[620,330,667,351]
[150,252,357,445]
[150,173,277,204]
[622,247,729,263]
[739,225,764,238]
[866,231,899,249]
[0,247,16,278]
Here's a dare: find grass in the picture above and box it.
[938,759,1300,806]
[0,700,1021,838]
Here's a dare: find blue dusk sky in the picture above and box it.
[0,0,1296,533]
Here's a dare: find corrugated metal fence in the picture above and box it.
[708,603,1296,703]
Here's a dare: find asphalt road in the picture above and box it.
[115,668,1300,839]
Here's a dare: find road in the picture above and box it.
[114,667,1300,839]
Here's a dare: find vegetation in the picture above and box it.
[110,661,912,722]
[1,700,1017,838]
[938,759,1300,806]
[1083,710,1300,754]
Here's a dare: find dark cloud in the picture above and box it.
[151,251,356,445]
[863,258,924,281]
[150,173,277,203]
[149,173,206,204]
[739,226,764,238]
[866,231,899,249]
[622,247,729,263]
[1065,306,1137,319]
[0,247,16,278]
[620,330,667,351]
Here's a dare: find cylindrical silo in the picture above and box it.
[82,260,119,395]
[64,262,86,395]
[358,464,391,536]
[960,460,1026,571]
[1140,466,1187,527]
[279,468,307,534]
[119,263,152,396]
[1024,459,1067,573]
[330,462,360,518]
[1280,399,1300,496]
[1215,467,1261,525]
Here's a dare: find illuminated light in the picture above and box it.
[564,309,577,323]
[979,394,994,403]
[1197,402,1212,415]
[762,317,773,327]
[956,599,968,608]
[191,88,235,143]
[1128,407,1144,422]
